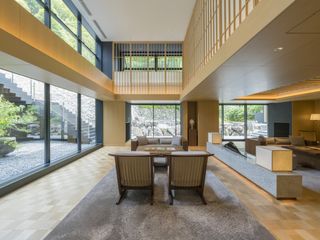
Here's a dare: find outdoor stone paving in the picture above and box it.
[0,140,94,183]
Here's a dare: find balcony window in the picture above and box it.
[51,17,77,50]
[16,0,45,23]
[51,0,77,35]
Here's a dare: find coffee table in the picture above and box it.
[142,146,178,167]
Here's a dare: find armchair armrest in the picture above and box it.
[131,139,139,151]
[245,138,264,156]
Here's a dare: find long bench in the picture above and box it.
[207,143,302,199]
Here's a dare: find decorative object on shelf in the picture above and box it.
[189,118,195,130]
[208,132,222,144]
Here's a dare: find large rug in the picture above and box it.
[45,169,275,240]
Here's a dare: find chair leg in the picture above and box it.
[169,189,174,205]
[116,190,127,205]
[150,188,154,205]
[197,189,207,205]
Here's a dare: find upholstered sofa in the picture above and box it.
[245,137,291,156]
[131,136,188,151]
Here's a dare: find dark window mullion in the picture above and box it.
[77,13,82,54]
[44,83,50,164]
[44,0,51,28]
[77,94,81,152]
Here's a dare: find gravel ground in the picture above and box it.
[0,140,94,183]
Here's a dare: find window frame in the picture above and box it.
[220,104,268,141]
[130,103,182,138]
[16,0,102,68]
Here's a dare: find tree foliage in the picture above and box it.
[0,96,37,137]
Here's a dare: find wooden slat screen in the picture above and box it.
[183,0,262,89]
[113,42,183,95]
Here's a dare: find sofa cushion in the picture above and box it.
[266,137,276,144]
[160,138,172,144]
[147,138,159,144]
[172,136,182,146]
[289,136,305,146]
[275,137,290,145]
[137,136,148,146]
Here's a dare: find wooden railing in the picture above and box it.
[183,0,262,88]
[113,42,183,95]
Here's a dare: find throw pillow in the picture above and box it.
[172,136,182,146]
[160,138,172,144]
[147,138,159,144]
[257,135,266,145]
[289,136,305,146]
[137,136,148,146]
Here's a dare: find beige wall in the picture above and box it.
[197,101,219,146]
[292,99,320,140]
[103,101,126,146]
[181,101,188,140]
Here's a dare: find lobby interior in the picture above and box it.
[0,0,320,239]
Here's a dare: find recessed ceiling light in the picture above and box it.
[273,47,284,52]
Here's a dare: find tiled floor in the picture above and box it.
[0,146,319,240]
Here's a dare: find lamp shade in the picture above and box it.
[310,114,320,121]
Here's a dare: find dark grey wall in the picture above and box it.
[268,102,292,137]
[102,42,113,79]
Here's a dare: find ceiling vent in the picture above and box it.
[79,0,92,16]
[93,20,108,39]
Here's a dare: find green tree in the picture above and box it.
[0,96,37,137]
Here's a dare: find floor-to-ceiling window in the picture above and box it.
[81,95,96,149]
[220,104,268,140]
[0,68,101,189]
[131,104,181,138]
[0,69,45,184]
[50,86,78,161]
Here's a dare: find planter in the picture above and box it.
[0,137,17,157]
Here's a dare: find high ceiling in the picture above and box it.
[71,0,196,41]
[183,0,320,103]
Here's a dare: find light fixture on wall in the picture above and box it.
[310,114,320,121]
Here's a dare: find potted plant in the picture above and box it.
[0,95,36,157]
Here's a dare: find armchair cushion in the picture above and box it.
[289,136,305,146]
[160,138,172,144]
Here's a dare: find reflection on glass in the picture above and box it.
[223,105,245,140]
[81,95,96,149]
[82,25,96,53]
[50,86,78,161]
[0,69,45,184]
[247,105,268,138]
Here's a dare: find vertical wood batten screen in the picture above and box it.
[113,42,183,94]
[183,0,262,89]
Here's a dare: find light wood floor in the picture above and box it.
[0,146,319,240]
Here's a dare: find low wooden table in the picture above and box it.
[142,146,178,167]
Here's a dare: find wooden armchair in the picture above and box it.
[109,151,154,205]
[167,151,213,205]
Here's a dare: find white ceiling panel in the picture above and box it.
[72,0,196,41]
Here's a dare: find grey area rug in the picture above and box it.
[45,169,275,240]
